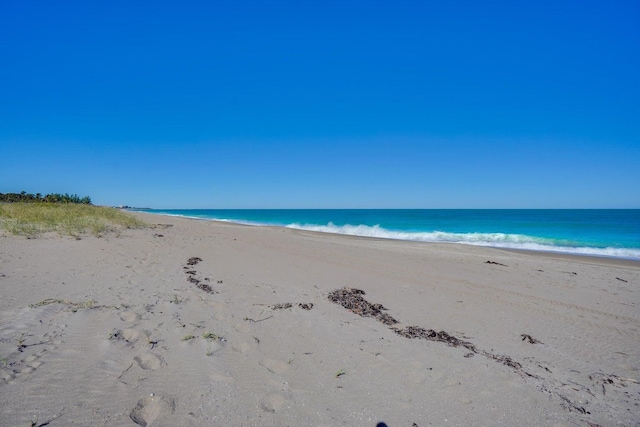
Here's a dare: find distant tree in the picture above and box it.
[0,192,92,204]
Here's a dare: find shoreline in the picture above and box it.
[135,210,640,266]
[1,211,639,426]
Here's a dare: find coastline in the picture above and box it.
[132,208,640,262]
[497,246,640,269]
[1,211,638,426]
[136,210,640,266]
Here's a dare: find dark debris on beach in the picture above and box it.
[521,333,543,344]
[266,302,314,311]
[183,257,214,293]
[186,257,202,266]
[328,287,398,325]
[391,326,478,353]
[327,286,540,379]
[270,303,293,310]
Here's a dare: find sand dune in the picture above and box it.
[1,212,639,426]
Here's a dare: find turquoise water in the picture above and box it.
[136,209,640,260]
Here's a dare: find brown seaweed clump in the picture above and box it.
[391,326,478,353]
[183,257,214,293]
[328,287,398,325]
[327,287,529,373]
[325,286,605,413]
[270,303,293,310]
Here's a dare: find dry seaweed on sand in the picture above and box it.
[196,282,214,293]
[328,287,398,325]
[270,303,293,310]
[391,326,526,371]
[183,257,214,293]
[254,302,314,310]
[326,286,625,415]
[187,274,214,293]
[328,287,538,379]
[186,257,202,266]
[521,333,543,344]
[483,352,524,371]
[589,372,640,396]
[272,302,314,310]
[391,326,478,353]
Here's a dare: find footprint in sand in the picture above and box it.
[23,354,42,368]
[2,339,57,384]
[0,369,16,384]
[231,339,256,354]
[259,358,290,375]
[234,322,252,334]
[134,353,162,370]
[119,310,141,323]
[259,393,290,413]
[210,372,235,384]
[130,395,175,426]
[122,328,146,344]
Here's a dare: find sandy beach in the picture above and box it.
[1,211,639,426]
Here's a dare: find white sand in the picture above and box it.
[1,212,639,426]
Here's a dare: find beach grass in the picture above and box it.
[0,203,146,238]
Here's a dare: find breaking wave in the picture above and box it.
[285,222,640,260]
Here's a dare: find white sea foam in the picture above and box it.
[135,212,262,226]
[286,222,640,260]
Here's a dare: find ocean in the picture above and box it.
[135,209,640,260]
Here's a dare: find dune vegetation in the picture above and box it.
[0,203,146,238]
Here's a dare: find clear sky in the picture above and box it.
[1,0,639,208]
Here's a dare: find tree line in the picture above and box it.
[0,191,92,204]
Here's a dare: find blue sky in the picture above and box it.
[1,0,639,208]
